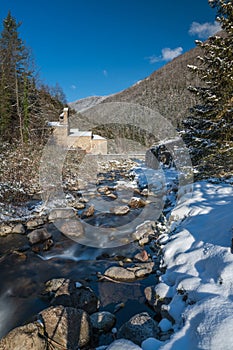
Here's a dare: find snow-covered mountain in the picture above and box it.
[69,95,110,113]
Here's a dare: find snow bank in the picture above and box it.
[156,180,233,349]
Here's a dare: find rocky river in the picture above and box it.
[0,155,180,349]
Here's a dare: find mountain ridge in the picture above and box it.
[101,45,202,126]
[69,44,204,127]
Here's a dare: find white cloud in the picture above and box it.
[71,84,77,90]
[103,69,108,77]
[148,46,183,64]
[161,47,183,61]
[189,21,221,39]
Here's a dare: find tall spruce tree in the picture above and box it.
[0,11,33,143]
[183,0,233,177]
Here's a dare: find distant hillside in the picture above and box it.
[69,95,109,113]
[70,44,205,129]
[101,45,203,126]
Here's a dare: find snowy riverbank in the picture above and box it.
[140,179,233,350]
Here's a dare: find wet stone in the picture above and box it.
[0,224,13,236]
[0,322,47,350]
[82,205,95,218]
[104,266,136,281]
[128,262,155,277]
[134,250,149,262]
[40,305,92,349]
[42,239,54,251]
[12,223,25,234]
[110,206,130,216]
[26,217,45,230]
[48,208,77,221]
[117,312,159,345]
[50,279,99,314]
[42,278,68,295]
[69,201,86,209]
[128,197,146,209]
[132,220,156,243]
[91,311,116,332]
[27,227,52,245]
[59,219,84,239]
[144,286,157,309]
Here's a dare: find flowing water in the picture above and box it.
[0,159,178,338]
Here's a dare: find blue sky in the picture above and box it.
[0,0,220,102]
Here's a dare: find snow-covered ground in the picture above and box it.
[141,179,233,350]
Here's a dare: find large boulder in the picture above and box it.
[27,227,52,244]
[40,305,92,349]
[0,322,47,350]
[59,219,85,239]
[117,312,159,345]
[48,208,77,221]
[90,311,116,332]
[49,279,99,314]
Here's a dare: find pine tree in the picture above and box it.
[0,11,33,143]
[183,0,233,177]
[0,12,67,145]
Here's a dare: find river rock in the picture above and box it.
[40,305,92,348]
[50,279,99,314]
[107,193,117,199]
[0,224,12,236]
[134,250,149,262]
[12,223,25,234]
[26,217,45,230]
[117,312,159,345]
[132,221,156,244]
[0,322,47,350]
[69,201,86,209]
[144,286,157,309]
[82,205,95,218]
[91,311,116,332]
[27,227,52,244]
[110,206,130,215]
[104,266,136,281]
[59,219,84,239]
[106,339,142,349]
[48,208,77,221]
[43,239,54,251]
[128,197,146,209]
[128,262,155,276]
[97,186,110,194]
[43,278,67,294]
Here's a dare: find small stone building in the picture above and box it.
[48,107,107,154]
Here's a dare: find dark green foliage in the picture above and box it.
[183,0,233,177]
[0,11,66,145]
